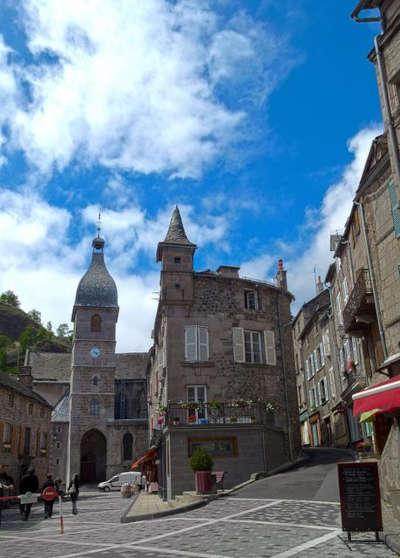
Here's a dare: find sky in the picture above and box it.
[0,0,383,352]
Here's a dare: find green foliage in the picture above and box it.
[18,325,52,352]
[46,321,53,333]
[27,309,42,325]
[0,290,20,308]
[56,323,70,337]
[0,335,12,350]
[190,448,213,472]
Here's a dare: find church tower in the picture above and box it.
[156,206,197,305]
[67,234,119,484]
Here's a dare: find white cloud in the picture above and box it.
[239,126,382,307]
[0,0,294,178]
[0,188,230,350]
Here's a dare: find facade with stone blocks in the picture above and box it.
[148,207,301,499]
[0,370,52,486]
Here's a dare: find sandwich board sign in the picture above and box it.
[338,461,382,542]
[19,492,38,505]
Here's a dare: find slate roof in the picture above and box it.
[164,206,193,245]
[51,391,70,422]
[0,371,52,407]
[73,236,118,314]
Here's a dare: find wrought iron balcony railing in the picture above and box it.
[166,401,272,427]
[343,269,374,333]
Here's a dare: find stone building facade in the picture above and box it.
[0,370,52,486]
[26,236,148,484]
[148,208,300,499]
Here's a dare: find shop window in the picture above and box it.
[91,314,102,333]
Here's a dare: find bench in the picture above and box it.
[212,471,226,490]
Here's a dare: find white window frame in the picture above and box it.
[187,385,207,424]
[305,358,310,380]
[244,289,258,310]
[232,328,276,365]
[322,330,331,357]
[185,325,209,362]
[244,330,263,364]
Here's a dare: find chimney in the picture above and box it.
[18,349,33,389]
[316,275,324,294]
[276,259,287,291]
[217,266,240,278]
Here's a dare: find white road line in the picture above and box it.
[219,519,339,531]
[270,530,341,558]
[0,534,112,548]
[229,497,340,505]
[51,500,284,558]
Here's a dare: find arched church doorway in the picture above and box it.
[80,429,106,483]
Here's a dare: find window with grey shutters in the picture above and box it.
[387,179,400,238]
[232,327,245,362]
[264,330,276,365]
[233,328,276,365]
[184,325,209,362]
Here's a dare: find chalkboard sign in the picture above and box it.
[338,461,382,534]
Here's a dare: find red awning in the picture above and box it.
[353,376,400,416]
[131,448,157,470]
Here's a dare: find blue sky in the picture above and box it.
[0,0,382,350]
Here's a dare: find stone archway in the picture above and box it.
[80,429,107,483]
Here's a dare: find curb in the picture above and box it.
[120,495,208,523]
[384,533,400,556]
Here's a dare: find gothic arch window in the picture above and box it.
[123,432,133,461]
[92,376,99,387]
[91,314,102,333]
[90,399,100,416]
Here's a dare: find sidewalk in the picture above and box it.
[121,491,206,523]
[382,501,400,555]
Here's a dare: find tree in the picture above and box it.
[56,323,70,337]
[0,290,20,308]
[46,321,53,333]
[28,309,42,325]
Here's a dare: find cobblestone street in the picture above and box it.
[0,490,396,558]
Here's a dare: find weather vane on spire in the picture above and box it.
[97,208,102,238]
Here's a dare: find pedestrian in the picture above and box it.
[68,474,79,515]
[0,465,15,509]
[19,467,39,521]
[41,474,57,519]
[55,478,65,499]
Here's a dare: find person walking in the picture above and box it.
[0,465,15,510]
[41,474,57,519]
[68,474,79,515]
[19,467,39,521]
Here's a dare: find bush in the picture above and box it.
[190,448,213,472]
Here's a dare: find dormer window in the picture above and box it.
[244,289,258,310]
[91,314,102,332]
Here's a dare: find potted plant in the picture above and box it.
[190,448,215,494]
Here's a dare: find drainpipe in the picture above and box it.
[354,201,388,360]
[275,295,294,462]
[373,35,400,203]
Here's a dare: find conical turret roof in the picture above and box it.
[164,206,192,244]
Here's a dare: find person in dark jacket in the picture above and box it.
[0,465,15,511]
[41,474,57,519]
[19,468,39,521]
[68,474,79,515]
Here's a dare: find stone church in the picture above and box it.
[26,234,148,484]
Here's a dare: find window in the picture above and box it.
[123,432,133,461]
[310,353,316,377]
[305,358,310,380]
[91,314,102,332]
[8,392,14,407]
[28,403,33,415]
[184,325,209,362]
[187,386,207,423]
[40,431,48,454]
[319,378,328,404]
[336,293,343,325]
[351,337,359,365]
[309,387,316,409]
[244,290,258,310]
[322,331,331,357]
[315,346,322,370]
[3,423,12,451]
[244,331,263,363]
[24,427,31,455]
[387,179,400,238]
[56,442,61,449]
[90,399,100,416]
[233,328,276,365]
[174,257,181,264]
[92,376,99,386]
[329,368,336,399]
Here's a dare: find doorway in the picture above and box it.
[80,429,107,483]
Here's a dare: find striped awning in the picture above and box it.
[131,448,157,470]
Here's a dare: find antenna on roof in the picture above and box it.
[97,208,102,238]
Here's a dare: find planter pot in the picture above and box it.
[195,471,216,494]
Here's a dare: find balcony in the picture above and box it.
[166,401,272,427]
[343,269,376,334]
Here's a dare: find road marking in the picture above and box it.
[219,519,339,531]
[229,497,340,505]
[270,530,341,558]
[125,545,231,558]
[0,534,112,548]
[50,500,283,558]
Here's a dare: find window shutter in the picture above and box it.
[305,359,310,380]
[232,327,245,363]
[351,337,359,364]
[185,326,197,361]
[162,345,166,368]
[315,383,320,406]
[323,331,331,356]
[387,179,400,238]
[320,342,325,366]
[264,330,276,365]
[198,327,209,361]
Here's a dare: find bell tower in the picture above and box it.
[67,234,119,484]
[156,206,197,304]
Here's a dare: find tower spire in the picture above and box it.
[164,206,192,244]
